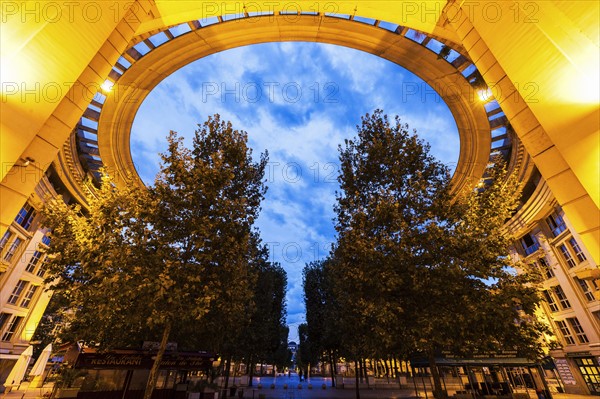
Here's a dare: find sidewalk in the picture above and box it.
[1,384,51,399]
[552,395,594,399]
[2,381,594,399]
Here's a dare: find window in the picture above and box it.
[36,259,47,278]
[14,203,36,231]
[555,320,575,345]
[546,212,566,237]
[538,257,554,279]
[553,285,571,309]
[26,251,43,273]
[576,278,596,302]
[559,244,576,268]
[1,316,23,341]
[3,236,22,262]
[20,285,38,308]
[41,234,51,246]
[543,290,559,312]
[520,233,539,256]
[0,313,10,331]
[573,358,600,395]
[7,280,28,305]
[568,238,586,263]
[567,317,589,344]
[0,231,12,252]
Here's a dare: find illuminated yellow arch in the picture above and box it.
[1,1,598,261]
[96,14,493,197]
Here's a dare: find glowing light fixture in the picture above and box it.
[101,80,114,92]
[477,87,493,103]
[16,157,35,168]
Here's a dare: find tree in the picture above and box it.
[271,326,292,372]
[332,110,547,398]
[30,289,71,357]
[303,259,342,385]
[332,110,448,363]
[254,260,288,371]
[41,114,268,399]
[296,324,309,378]
[404,161,547,397]
[41,173,161,348]
[236,239,289,384]
[302,261,325,365]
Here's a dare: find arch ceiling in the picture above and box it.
[139,1,457,41]
[92,14,502,196]
[1,1,598,262]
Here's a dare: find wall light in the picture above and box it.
[477,87,493,103]
[17,157,35,167]
[101,79,114,92]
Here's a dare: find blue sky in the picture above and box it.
[130,42,459,342]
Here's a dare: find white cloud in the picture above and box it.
[320,44,404,96]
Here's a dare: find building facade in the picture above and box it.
[509,178,600,395]
[0,176,58,386]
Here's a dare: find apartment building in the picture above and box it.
[0,176,59,386]
[510,181,600,395]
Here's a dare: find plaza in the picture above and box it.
[1,376,597,399]
[1,1,599,397]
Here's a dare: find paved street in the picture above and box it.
[1,377,595,399]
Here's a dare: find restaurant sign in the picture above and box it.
[75,352,214,370]
[440,350,519,359]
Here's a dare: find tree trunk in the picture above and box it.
[329,350,336,388]
[248,355,254,387]
[428,350,445,399]
[385,357,390,383]
[354,360,360,399]
[361,358,368,386]
[411,365,420,397]
[143,322,172,399]
[223,355,231,391]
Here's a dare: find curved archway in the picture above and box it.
[97,14,492,196]
[2,1,597,263]
[135,1,457,42]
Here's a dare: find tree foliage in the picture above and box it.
[326,110,546,396]
[331,110,450,359]
[236,237,289,369]
[302,259,342,373]
[41,173,161,348]
[41,114,270,399]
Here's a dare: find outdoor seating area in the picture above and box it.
[410,355,554,399]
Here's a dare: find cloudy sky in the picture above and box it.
[130,42,459,342]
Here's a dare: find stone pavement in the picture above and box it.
[1,379,594,399]
[2,388,596,399]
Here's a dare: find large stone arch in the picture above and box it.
[96,14,491,196]
[1,1,598,262]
